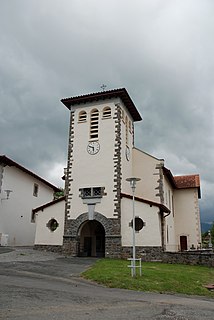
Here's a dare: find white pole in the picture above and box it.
[126,177,141,277]
[132,187,136,277]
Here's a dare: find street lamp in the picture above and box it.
[208,230,213,249]
[126,177,141,277]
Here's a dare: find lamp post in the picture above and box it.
[126,177,141,277]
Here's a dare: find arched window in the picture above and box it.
[90,109,99,139]
[121,109,125,122]
[102,106,111,119]
[78,110,87,122]
[125,116,128,144]
[129,120,132,133]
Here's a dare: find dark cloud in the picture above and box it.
[0,0,213,223]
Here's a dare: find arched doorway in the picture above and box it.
[78,220,105,257]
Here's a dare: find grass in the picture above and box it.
[82,259,214,298]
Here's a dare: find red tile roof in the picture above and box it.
[174,174,200,189]
[61,88,142,122]
[163,167,201,198]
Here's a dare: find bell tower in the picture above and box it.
[61,88,142,257]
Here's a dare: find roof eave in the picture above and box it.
[121,193,170,213]
[32,196,66,213]
[0,155,60,192]
[163,167,177,188]
[61,88,142,122]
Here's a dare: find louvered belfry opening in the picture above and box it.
[90,109,99,140]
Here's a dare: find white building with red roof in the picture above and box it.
[34,88,201,257]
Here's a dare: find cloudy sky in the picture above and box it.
[0,0,213,225]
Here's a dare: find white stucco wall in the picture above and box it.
[68,98,135,220]
[174,188,201,250]
[132,148,162,202]
[120,107,135,195]
[34,200,65,246]
[69,100,116,220]
[165,212,177,252]
[163,175,176,251]
[121,197,162,247]
[0,165,55,246]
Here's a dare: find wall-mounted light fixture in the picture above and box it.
[1,189,13,201]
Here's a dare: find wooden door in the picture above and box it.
[84,237,92,256]
[180,236,187,251]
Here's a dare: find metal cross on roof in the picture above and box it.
[100,84,107,91]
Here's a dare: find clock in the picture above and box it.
[125,146,130,161]
[87,141,100,155]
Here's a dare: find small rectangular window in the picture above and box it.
[93,187,101,197]
[172,195,174,217]
[167,225,169,243]
[129,120,132,133]
[83,188,92,198]
[33,183,39,197]
[81,187,102,199]
[168,190,171,209]
[125,116,129,145]
[121,109,125,123]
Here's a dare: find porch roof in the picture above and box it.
[121,193,170,213]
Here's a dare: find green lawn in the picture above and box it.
[82,259,214,298]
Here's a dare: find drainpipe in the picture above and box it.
[161,210,171,251]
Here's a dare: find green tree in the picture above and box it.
[202,222,214,248]
[54,188,64,199]
[202,231,209,248]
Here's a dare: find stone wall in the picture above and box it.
[34,244,63,254]
[162,250,214,267]
[34,244,214,267]
[119,247,214,267]
[63,236,78,256]
[121,246,163,260]
[105,235,121,258]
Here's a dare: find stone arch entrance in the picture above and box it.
[63,212,121,258]
[78,220,105,257]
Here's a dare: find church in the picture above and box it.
[34,88,201,258]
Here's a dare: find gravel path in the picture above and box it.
[0,246,63,262]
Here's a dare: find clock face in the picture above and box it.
[125,146,130,161]
[87,141,100,155]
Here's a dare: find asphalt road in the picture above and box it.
[0,247,214,320]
